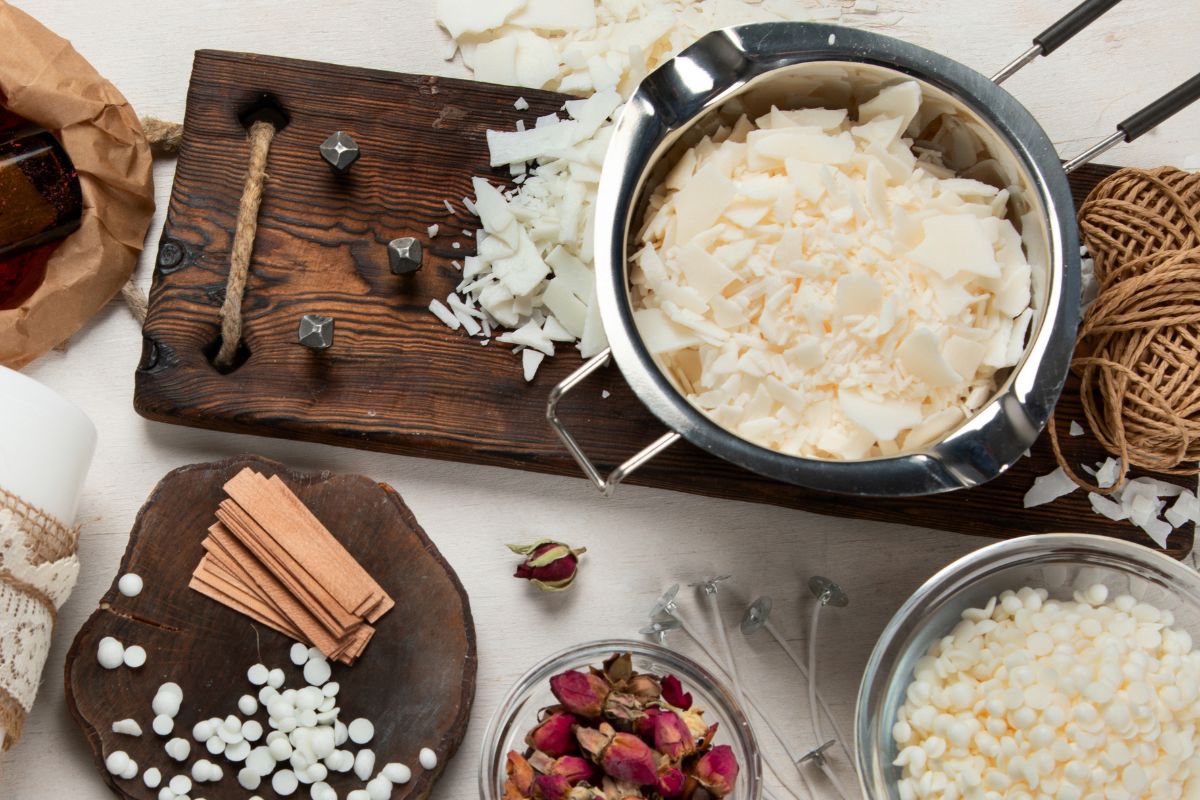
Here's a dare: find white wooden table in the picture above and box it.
[2,1,1197,798]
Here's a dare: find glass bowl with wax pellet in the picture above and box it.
[856,533,1200,800]
[479,639,761,800]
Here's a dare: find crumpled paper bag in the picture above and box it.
[0,1,155,368]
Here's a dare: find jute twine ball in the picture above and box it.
[1052,167,1200,492]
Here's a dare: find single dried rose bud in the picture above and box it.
[691,744,739,797]
[657,767,686,798]
[601,732,659,786]
[661,675,693,710]
[603,691,643,723]
[624,674,662,703]
[697,722,718,752]
[507,539,587,591]
[551,669,610,718]
[504,751,535,799]
[650,709,695,761]
[551,755,595,784]
[534,773,573,800]
[527,712,579,757]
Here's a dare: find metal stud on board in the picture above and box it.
[298,314,335,349]
[319,131,360,172]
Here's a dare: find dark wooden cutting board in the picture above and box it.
[133,50,1192,557]
[65,455,475,800]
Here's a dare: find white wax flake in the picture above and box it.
[123,645,147,669]
[1070,420,1085,436]
[894,585,1200,799]
[451,242,461,249]
[601,389,610,399]
[1023,467,1079,508]
[112,718,142,736]
[514,96,529,111]
[427,223,439,238]
[118,572,143,597]
[522,348,545,382]
[347,718,374,745]
[1095,457,1121,489]
[419,747,438,770]
[97,637,124,669]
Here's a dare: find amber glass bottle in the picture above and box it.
[0,109,83,309]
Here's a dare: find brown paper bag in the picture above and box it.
[0,1,155,368]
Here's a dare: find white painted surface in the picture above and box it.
[2,1,1197,798]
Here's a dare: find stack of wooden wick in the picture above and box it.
[190,468,393,664]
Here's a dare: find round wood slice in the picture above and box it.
[65,454,476,800]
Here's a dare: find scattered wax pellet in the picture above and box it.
[120,759,139,780]
[272,769,299,796]
[124,645,147,669]
[311,781,336,800]
[225,739,251,762]
[238,767,261,791]
[152,714,174,736]
[303,658,331,687]
[152,688,181,718]
[192,720,213,742]
[168,774,191,795]
[348,791,369,800]
[306,763,328,783]
[366,775,393,800]
[238,694,258,715]
[118,573,143,597]
[347,718,373,745]
[143,767,162,788]
[97,637,125,669]
[246,746,275,777]
[247,663,269,685]
[241,719,264,742]
[267,668,286,688]
[112,718,142,736]
[419,747,437,770]
[205,735,225,755]
[322,682,339,698]
[290,642,309,665]
[383,762,411,784]
[354,749,376,781]
[156,788,173,800]
[165,737,190,761]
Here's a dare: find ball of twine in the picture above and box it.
[1052,167,1200,493]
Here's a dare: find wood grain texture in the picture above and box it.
[132,52,1191,556]
[64,455,475,800]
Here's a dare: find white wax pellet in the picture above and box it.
[120,760,139,780]
[272,769,299,796]
[334,721,348,747]
[247,663,270,685]
[366,775,392,800]
[290,642,310,665]
[348,791,369,800]
[205,735,225,756]
[97,638,125,669]
[157,787,174,800]
[418,747,437,770]
[329,750,353,773]
[168,774,191,795]
[277,715,298,734]
[158,682,183,699]
[152,692,181,718]
[238,694,258,715]
[268,736,293,762]
[143,767,162,788]
[296,687,322,712]
[258,686,278,705]
[267,668,286,688]
[242,719,264,742]
[306,763,328,783]
[311,727,335,760]
[382,763,411,784]
[165,737,190,761]
[246,746,276,776]
[191,760,211,782]
[112,718,142,736]
[354,749,376,781]
[321,682,339,698]
[124,645,147,669]
[118,573,143,597]
[306,646,324,662]
[298,709,319,728]
[226,739,251,762]
[318,697,336,713]
[238,767,262,791]
[192,720,213,742]
[303,658,331,687]
[347,718,373,745]
[152,714,175,736]
[311,781,336,800]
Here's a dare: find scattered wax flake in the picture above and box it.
[1069,420,1084,437]
[1023,467,1078,508]
[514,97,529,111]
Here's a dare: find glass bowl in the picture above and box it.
[855,533,1200,799]
[479,638,762,799]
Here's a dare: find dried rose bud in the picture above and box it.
[508,539,587,591]
[603,691,643,723]
[691,744,739,797]
[534,773,573,800]
[624,674,661,703]
[527,711,579,757]
[551,669,610,718]
[601,732,659,786]
[551,755,595,784]
[575,725,615,759]
[505,751,535,799]
[697,722,718,752]
[657,767,686,798]
[603,652,634,682]
[529,750,556,774]
[661,675,693,711]
[650,709,695,761]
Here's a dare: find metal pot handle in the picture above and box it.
[547,348,681,497]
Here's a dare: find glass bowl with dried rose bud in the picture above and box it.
[480,639,761,800]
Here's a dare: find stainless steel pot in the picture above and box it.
[548,7,1199,498]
